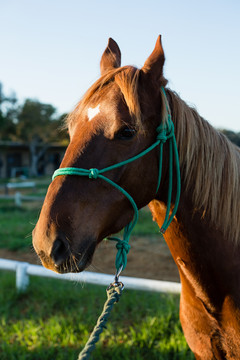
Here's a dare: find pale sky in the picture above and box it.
[1,0,240,131]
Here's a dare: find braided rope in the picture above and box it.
[78,284,123,360]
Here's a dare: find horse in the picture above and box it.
[32,36,240,359]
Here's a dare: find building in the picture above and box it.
[0,141,66,178]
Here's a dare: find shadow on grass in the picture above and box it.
[0,342,194,360]
[0,272,194,360]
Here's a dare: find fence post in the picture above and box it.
[5,184,9,195]
[16,262,29,292]
[15,192,22,207]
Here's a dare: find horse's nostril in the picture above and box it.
[51,238,70,266]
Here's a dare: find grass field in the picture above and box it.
[0,179,193,359]
[0,198,159,252]
[0,178,49,251]
[0,271,193,360]
[0,201,40,251]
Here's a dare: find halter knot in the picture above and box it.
[89,168,99,179]
[156,118,174,143]
[111,238,131,271]
[156,131,167,143]
[116,240,131,254]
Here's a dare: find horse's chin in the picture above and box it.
[38,239,97,274]
[53,256,91,274]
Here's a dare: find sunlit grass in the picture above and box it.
[0,200,159,252]
[0,180,191,359]
[0,271,193,360]
[0,201,40,251]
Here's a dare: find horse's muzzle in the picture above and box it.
[33,226,97,274]
[51,237,70,267]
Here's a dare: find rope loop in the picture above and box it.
[156,117,174,143]
[166,119,174,139]
[89,168,99,179]
[116,239,131,254]
[107,283,122,302]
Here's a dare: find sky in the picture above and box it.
[1,0,240,131]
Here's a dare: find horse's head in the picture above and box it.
[32,36,169,273]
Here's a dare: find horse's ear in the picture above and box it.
[142,35,165,82]
[100,38,121,75]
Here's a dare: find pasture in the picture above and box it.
[0,179,192,359]
[0,178,160,252]
[0,272,193,360]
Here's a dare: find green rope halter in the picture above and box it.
[52,87,181,274]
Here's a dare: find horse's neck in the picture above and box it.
[150,90,240,306]
[149,192,240,310]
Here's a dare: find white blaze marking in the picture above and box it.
[87,104,100,121]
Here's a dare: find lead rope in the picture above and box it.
[78,282,123,360]
[52,87,181,360]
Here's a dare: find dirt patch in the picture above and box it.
[92,236,180,282]
[0,236,180,282]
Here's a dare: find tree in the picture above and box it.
[0,82,70,177]
[17,99,68,176]
[221,129,240,147]
[0,83,18,140]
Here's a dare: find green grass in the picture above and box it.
[0,201,40,251]
[0,271,193,360]
[0,182,192,359]
[0,178,49,251]
[132,208,159,236]
[0,200,159,252]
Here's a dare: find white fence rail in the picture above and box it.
[5,181,36,190]
[0,258,181,294]
[3,181,36,195]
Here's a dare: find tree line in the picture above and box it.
[221,129,240,148]
[0,83,69,176]
[0,83,69,143]
[0,82,239,176]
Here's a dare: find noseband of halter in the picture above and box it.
[52,87,181,273]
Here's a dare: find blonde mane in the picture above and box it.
[167,89,240,242]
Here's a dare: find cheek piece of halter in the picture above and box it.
[52,87,181,275]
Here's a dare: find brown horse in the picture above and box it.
[32,36,240,359]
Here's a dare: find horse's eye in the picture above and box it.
[115,127,136,140]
